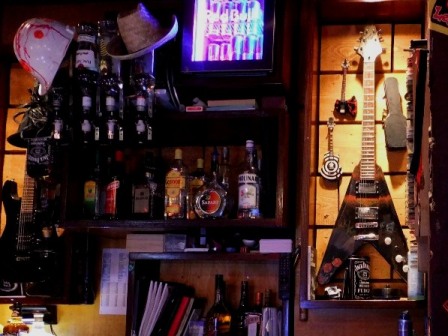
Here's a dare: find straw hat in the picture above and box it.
[107,3,178,60]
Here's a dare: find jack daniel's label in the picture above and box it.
[26,137,52,178]
[344,256,370,299]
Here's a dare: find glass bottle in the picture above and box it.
[194,147,227,219]
[3,305,29,336]
[130,54,155,146]
[28,313,52,336]
[246,291,263,336]
[75,22,99,74]
[233,280,250,335]
[103,149,126,219]
[164,148,188,219]
[83,149,102,219]
[132,152,163,219]
[205,274,232,336]
[237,140,262,219]
[188,158,206,219]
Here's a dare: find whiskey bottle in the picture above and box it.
[194,147,227,219]
[75,22,99,74]
[205,274,232,336]
[237,140,262,219]
[132,152,163,219]
[164,148,188,219]
[3,304,29,336]
[233,280,250,335]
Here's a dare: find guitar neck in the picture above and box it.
[20,174,35,219]
[361,61,376,180]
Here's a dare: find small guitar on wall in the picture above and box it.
[320,117,342,181]
[317,26,409,286]
[334,59,357,117]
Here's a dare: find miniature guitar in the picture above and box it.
[317,26,409,285]
[334,59,357,117]
[320,117,342,181]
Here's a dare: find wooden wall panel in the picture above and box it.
[320,24,391,72]
[318,124,408,173]
[9,65,34,106]
[394,24,423,71]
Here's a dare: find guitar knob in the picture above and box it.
[384,237,392,245]
[395,254,404,263]
[402,264,409,273]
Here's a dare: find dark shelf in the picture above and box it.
[300,298,426,309]
[129,251,282,262]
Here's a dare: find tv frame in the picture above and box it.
[180,0,277,76]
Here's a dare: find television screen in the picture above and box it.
[180,0,276,75]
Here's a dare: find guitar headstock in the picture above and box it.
[354,25,383,62]
[327,117,335,130]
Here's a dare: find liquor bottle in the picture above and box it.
[233,280,250,335]
[205,274,232,336]
[164,148,188,219]
[103,149,126,219]
[102,80,124,146]
[132,152,163,219]
[188,158,206,219]
[237,140,262,219]
[83,149,102,219]
[246,291,263,336]
[3,304,29,336]
[194,147,227,219]
[130,55,155,146]
[28,313,52,336]
[220,146,231,190]
[75,22,99,74]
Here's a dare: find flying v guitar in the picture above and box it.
[317,26,409,285]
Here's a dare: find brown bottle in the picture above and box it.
[3,306,29,336]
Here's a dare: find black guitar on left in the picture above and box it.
[0,171,57,284]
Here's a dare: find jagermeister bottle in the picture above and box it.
[164,148,188,219]
[194,147,227,218]
[237,140,262,219]
[205,274,232,336]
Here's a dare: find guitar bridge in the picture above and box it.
[356,180,378,195]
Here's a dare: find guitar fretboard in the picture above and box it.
[361,61,376,180]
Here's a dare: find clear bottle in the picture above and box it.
[205,274,232,336]
[233,280,250,336]
[188,158,206,219]
[194,147,227,218]
[164,148,188,219]
[28,313,52,336]
[237,140,262,219]
[246,291,263,336]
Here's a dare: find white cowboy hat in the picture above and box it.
[107,3,178,60]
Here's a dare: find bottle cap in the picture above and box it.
[174,148,182,160]
[246,140,254,149]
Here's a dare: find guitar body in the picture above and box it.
[0,179,56,283]
[334,96,358,117]
[317,163,409,285]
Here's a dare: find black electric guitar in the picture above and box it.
[334,59,357,117]
[317,26,409,285]
[320,117,342,181]
[0,171,57,283]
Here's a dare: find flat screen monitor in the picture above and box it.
[180,0,276,76]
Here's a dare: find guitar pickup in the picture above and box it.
[356,180,378,195]
[354,233,379,241]
[356,206,378,220]
[355,222,379,229]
